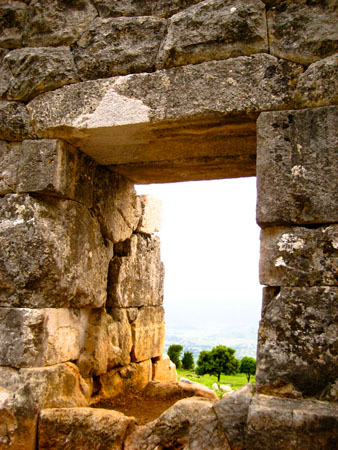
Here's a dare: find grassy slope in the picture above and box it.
[177,368,255,391]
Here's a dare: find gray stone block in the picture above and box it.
[0,1,27,49]
[0,101,32,141]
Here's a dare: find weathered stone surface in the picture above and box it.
[144,380,218,402]
[24,0,97,47]
[77,308,132,378]
[137,195,162,234]
[130,306,165,362]
[39,407,137,450]
[27,54,302,183]
[0,308,88,368]
[108,234,164,308]
[157,0,267,69]
[125,397,229,450]
[256,286,338,398]
[98,360,152,400]
[0,139,95,206]
[74,17,166,80]
[213,383,254,450]
[0,101,32,141]
[0,2,27,49]
[257,107,338,226]
[93,168,141,243]
[0,194,108,308]
[0,46,79,101]
[295,53,338,108]
[152,354,177,382]
[260,225,338,287]
[247,394,338,449]
[268,0,338,65]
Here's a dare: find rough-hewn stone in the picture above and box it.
[39,408,137,450]
[143,380,218,402]
[130,306,165,362]
[0,194,108,308]
[268,0,338,65]
[260,225,338,287]
[256,286,338,398]
[74,17,166,80]
[137,195,162,234]
[157,0,267,69]
[294,53,338,108]
[257,106,338,226]
[24,0,97,47]
[125,397,229,450]
[0,2,27,49]
[213,384,254,450]
[247,394,338,450]
[0,139,95,206]
[93,168,141,242]
[0,101,32,141]
[0,308,89,368]
[152,354,177,382]
[108,234,164,308]
[0,46,79,101]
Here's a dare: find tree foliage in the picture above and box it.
[196,345,240,382]
[167,344,183,369]
[240,356,256,382]
[182,351,195,370]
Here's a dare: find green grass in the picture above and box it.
[177,368,254,394]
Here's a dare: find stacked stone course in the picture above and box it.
[0,0,337,448]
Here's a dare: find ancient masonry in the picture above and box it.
[0,0,337,448]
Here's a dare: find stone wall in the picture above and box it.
[0,0,337,448]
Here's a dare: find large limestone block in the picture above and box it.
[157,0,268,69]
[0,46,79,101]
[73,16,166,80]
[247,394,338,449]
[152,354,177,382]
[144,380,218,402]
[0,194,108,308]
[39,408,137,450]
[0,1,27,49]
[137,195,162,234]
[93,168,141,242]
[0,101,32,141]
[257,107,338,226]
[125,397,229,450]
[294,53,338,108]
[260,225,338,287]
[0,308,88,368]
[213,383,254,450]
[268,0,338,65]
[0,139,95,206]
[256,286,338,398]
[108,234,164,308]
[130,306,165,362]
[27,54,302,180]
[24,0,98,47]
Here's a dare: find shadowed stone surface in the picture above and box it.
[247,394,338,450]
[74,16,166,80]
[260,225,338,286]
[0,101,32,141]
[39,408,137,450]
[268,0,338,65]
[0,2,27,49]
[157,0,267,69]
[257,106,338,226]
[0,194,108,308]
[256,286,338,398]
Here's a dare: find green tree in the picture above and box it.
[167,344,183,369]
[182,351,195,370]
[240,356,256,382]
[196,345,240,382]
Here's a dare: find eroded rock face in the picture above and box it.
[257,106,338,226]
[256,286,338,398]
[247,394,338,450]
[39,408,137,450]
[0,2,27,49]
[0,101,32,141]
[137,195,162,235]
[152,354,177,382]
[157,0,268,69]
[0,194,108,308]
[260,225,338,286]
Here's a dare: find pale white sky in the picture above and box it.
[136,177,262,336]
